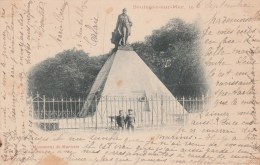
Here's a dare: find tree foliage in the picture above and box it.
[132,18,208,97]
[28,49,109,98]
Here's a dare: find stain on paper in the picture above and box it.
[106,6,113,14]
[38,154,68,165]
[117,79,123,87]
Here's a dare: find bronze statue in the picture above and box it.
[111,8,132,47]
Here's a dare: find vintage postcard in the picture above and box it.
[0,0,260,164]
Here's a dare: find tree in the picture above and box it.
[132,18,208,97]
[28,48,109,98]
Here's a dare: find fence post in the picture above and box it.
[78,98,81,129]
[66,97,72,128]
[66,98,68,130]
[151,96,154,128]
[52,97,55,130]
[105,96,108,129]
[166,95,168,124]
[31,93,34,119]
[189,97,192,112]
[61,98,64,131]
[91,96,95,129]
[140,98,142,127]
[202,95,204,110]
[37,92,40,119]
[48,98,50,129]
[156,94,158,127]
[182,96,185,125]
[95,95,98,131]
[206,93,210,108]
[192,96,195,113]
[114,97,117,128]
[195,97,198,113]
[189,97,192,120]
[201,95,204,119]
[82,97,86,130]
[161,95,163,126]
[80,98,85,130]
[100,96,103,128]
[43,95,46,131]
[74,98,76,130]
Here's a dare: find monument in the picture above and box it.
[79,9,187,127]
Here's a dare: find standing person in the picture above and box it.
[114,8,132,46]
[125,109,135,133]
[116,110,125,131]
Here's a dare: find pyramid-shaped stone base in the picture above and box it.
[79,49,187,123]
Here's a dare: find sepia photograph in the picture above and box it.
[28,7,209,132]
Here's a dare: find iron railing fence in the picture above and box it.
[32,93,210,131]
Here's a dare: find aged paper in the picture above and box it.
[0,0,260,164]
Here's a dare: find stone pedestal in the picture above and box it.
[117,45,133,51]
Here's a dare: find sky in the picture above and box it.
[19,0,201,65]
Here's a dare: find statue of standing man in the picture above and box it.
[111,8,132,47]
